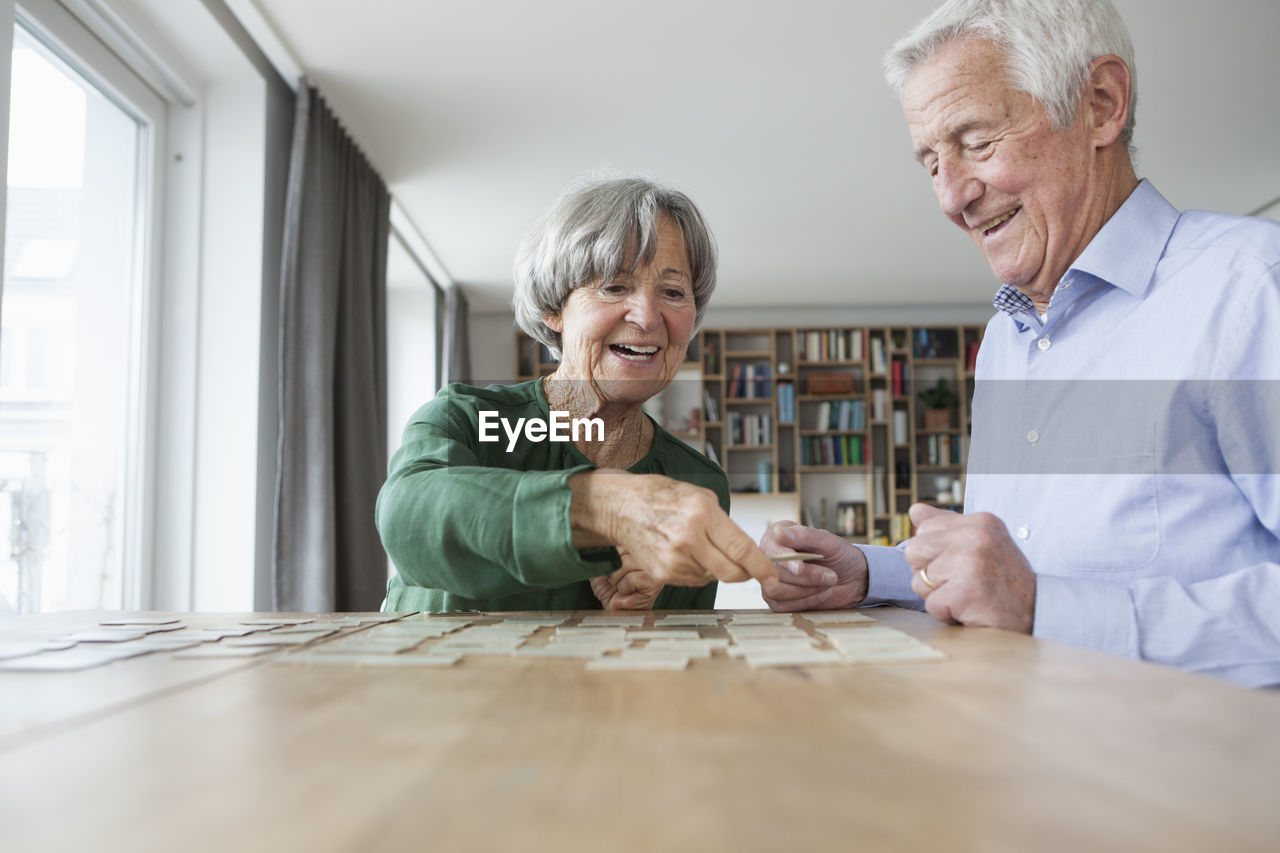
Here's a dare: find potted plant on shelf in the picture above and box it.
[919,378,958,430]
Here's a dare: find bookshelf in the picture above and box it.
[514,323,983,545]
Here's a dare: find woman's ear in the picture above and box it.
[542,313,563,334]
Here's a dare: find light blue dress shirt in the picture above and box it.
[859,180,1280,687]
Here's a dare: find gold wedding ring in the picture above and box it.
[918,566,938,590]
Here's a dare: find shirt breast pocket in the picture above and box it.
[1054,424,1160,572]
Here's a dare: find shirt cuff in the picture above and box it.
[855,544,924,610]
[1033,573,1139,658]
[510,464,619,585]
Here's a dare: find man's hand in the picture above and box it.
[903,504,1036,633]
[758,521,868,612]
[590,551,663,610]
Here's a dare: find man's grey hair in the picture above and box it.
[512,177,717,358]
[883,0,1137,148]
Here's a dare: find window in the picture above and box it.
[385,230,442,583]
[0,6,164,613]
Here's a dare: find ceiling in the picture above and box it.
[248,0,1280,312]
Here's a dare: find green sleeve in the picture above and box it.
[375,396,618,600]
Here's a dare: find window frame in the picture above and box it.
[5,0,167,609]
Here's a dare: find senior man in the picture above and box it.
[762,0,1280,686]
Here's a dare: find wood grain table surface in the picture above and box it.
[2,607,1278,853]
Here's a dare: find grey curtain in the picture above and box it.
[442,285,471,384]
[274,81,390,611]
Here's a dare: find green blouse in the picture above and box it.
[377,379,729,612]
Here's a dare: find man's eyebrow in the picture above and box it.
[950,119,988,139]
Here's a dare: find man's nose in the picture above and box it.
[935,157,982,219]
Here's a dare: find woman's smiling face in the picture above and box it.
[543,216,696,406]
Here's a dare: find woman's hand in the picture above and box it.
[570,471,779,591]
[589,551,663,610]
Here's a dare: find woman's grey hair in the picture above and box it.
[512,177,717,358]
[882,0,1137,148]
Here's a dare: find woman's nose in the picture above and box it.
[626,288,661,329]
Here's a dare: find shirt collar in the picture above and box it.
[991,285,1034,316]
[991,179,1180,318]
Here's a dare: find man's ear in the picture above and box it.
[542,313,563,334]
[1087,54,1131,149]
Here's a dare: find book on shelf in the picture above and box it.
[965,340,981,371]
[835,502,867,537]
[704,338,718,374]
[841,399,866,431]
[870,337,887,374]
[913,328,959,359]
[801,434,864,466]
[728,362,772,399]
[804,331,821,362]
[871,388,888,421]
[755,364,770,398]
[801,329,863,362]
[777,381,795,424]
[913,328,935,358]
[812,399,866,431]
[893,409,909,446]
[703,388,719,423]
[918,433,959,465]
[728,412,772,446]
[891,359,910,396]
[873,465,888,515]
[704,440,720,465]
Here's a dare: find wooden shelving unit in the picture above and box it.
[514,323,983,545]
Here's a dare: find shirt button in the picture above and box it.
[1016,525,1030,541]
[1026,429,1039,445]
[1037,337,1051,351]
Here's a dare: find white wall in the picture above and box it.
[190,77,267,610]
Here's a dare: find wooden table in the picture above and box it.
[2,608,1278,852]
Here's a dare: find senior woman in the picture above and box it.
[377,177,779,612]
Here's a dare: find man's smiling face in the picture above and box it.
[903,37,1100,307]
